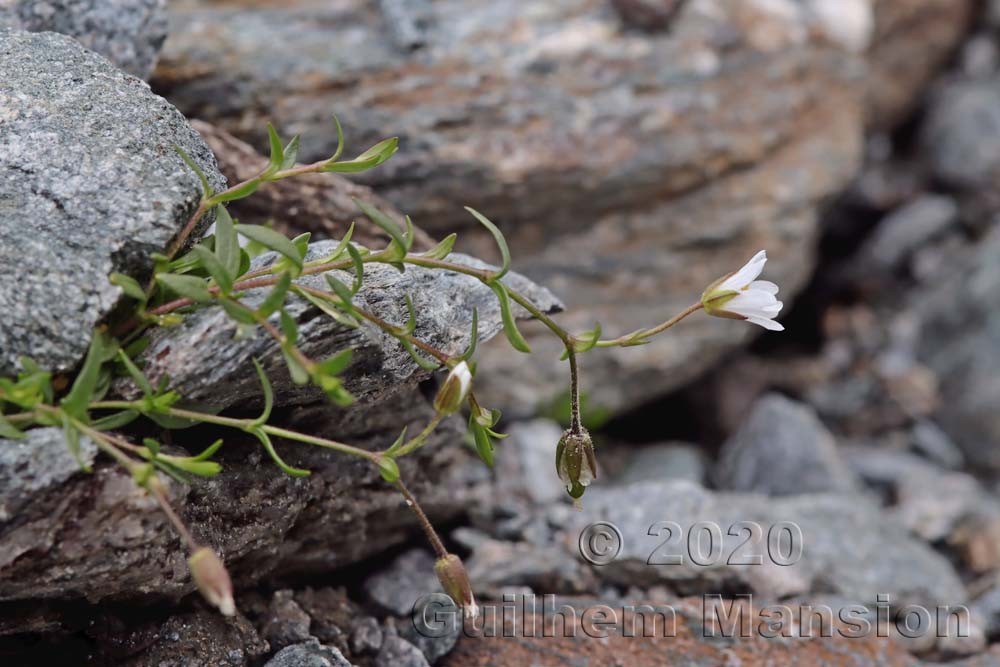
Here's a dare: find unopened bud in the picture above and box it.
[435,553,478,619]
[433,361,472,416]
[188,547,236,617]
[555,428,597,499]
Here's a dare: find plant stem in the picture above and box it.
[594,302,703,347]
[390,414,444,457]
[395,478,447,559]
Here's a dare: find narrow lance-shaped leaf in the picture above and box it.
[60,413,90,472]
[192,245,234,294]
[422,233,456,261]
[174,145,214,198]
[62,330,116,419]
[211,177,261,204]
[0,413,26,440]
[465,207,510,281]
[90,409,139,431]
[354,199,408,255]
[257,271,292,319]
[117,349,153,396]
[251,427,310,477]
[316,223,355,264]
[109,272,147,303]
[250,359,273,428]
[281,135,301,170]
[347,245,365,293]
[265,123,284,175]
[214,206,241,279]
[488,282,531,353]
[236,225,304,272]
[401,340,440,371]
[323,138,399,173]
[459,307,479,361]
[296,287,360,329]
[157,273,213,303]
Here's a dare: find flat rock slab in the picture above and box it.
[155,0,865,416]
[0,0,168,79]
[0,29,225,377]
[122,243,561,410]
[551,481,966,609]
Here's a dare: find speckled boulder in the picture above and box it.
[0,0,168,79]
[0,29,225,377]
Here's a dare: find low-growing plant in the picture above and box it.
[0,119,785,618]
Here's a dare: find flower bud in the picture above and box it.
[433,361,472,416]
[188,547,236,616]
[555,428,597,499]
[434,553,479,619]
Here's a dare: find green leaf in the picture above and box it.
[561,322,602,359]
[281,135,301,170]
[90,409,139,431]
[489,282,531,353]
[317,349,353,376]
[469,418,494,467]
[265,123,284,174]
[251,359,273,428]
[174,145,214,198]
[214,206,241,279]
[143,437,161,457]
[323,137,398,173]
[386,427,408,455]
[236,225,303,271]
[192,245,234,294]
[251,427,310,477]
[211,177,261,204]
[297,287,360,329]
[60,413,91,472]
[401,340,440,371]
[191,439,224,462]
[459,308,479,361]
[62,330,116,419]
[109,272,146,302]
[403,294,418,335]
[0,413,26,439]
[330,114,345,162]
[465,207,510,281]
[422,233,456,261]
[377,455,400,483]
[354,199,408,254]
[168,458,222,477]
[347,245,365,293]
[220,298,258,325]
[116,350,152,396]
[316,223,355,263]
[257,271,292,319]
[283,350,310,385]
[324,275,357,315]
[156,273,213,303]
[279,310,299,345]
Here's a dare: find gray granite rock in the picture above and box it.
[400,605,458,665]
[552,480,966,608]
[264,639,352,667]
[860,195,958,269]
[0,0,167,78]
[617,442,705,486]
[157,0,866,416]
[364,549,438,617]
[349,616,383,655]
[0,29,225,377]
[261,589,312,651]
[375,634,429,667]
[0,427,95,523]
[915,228,1000,471]
[122,244,561,410]
[922,77,1000,190]
[844,446,1000,542]
[496,419,566,505]
[714,393,858,496]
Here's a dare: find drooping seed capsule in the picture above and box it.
[555,427,597,499]
[434,553,479,619]
[188,547,236,616]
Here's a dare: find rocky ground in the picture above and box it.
[4,0,1000,665]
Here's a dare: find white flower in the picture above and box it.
[433,361,472,415]
[701,250,784,331]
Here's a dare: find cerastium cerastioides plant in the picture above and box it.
[0,119,785,618]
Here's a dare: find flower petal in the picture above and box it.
[725,289,779,314]
[718,250,767,291]
[749,280,779,295]
[746,316,785,331]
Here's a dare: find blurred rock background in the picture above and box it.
[4,0,1000,665]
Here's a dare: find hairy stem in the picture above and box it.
[395,478,447,559]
